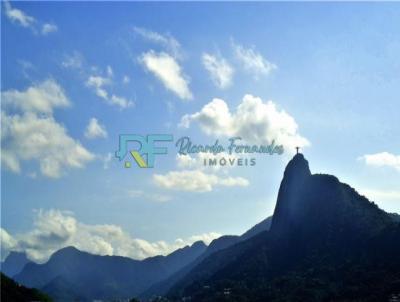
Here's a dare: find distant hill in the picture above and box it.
[1,272,52,302]
[141,216,273,299]
[14,213,273,301]
[15,241,206,301]
[166,154,400,301]
[1,251,31,277]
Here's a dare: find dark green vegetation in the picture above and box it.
[1,272,52,302]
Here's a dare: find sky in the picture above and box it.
[1,1,400,263]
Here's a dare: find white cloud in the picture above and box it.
[185,232,221,245]
[233,41,277,78]
[62,55,133,109]
[1,228,17,260]
[154,170,249,192]
[3,1,35,28]
[86,69,134,109]
[1,209,221,262]
[109,95,133,108]
[87,75,111,98]
[1,79,70,114]
[358,152,400,171]
[1,112,95,178]
[1,80,95,178]
[140,51,193,100]
[180,94,309,153]
[84,118,108,139]
[41,23,58,35]
[134,27,182,59]
[155,145,250,193]
[202,53,234,89]
[3,1,57,36]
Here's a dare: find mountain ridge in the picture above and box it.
[0,251,31,277]
[9,153,400,301]
[165,153,399,301]
[15,241,207,301]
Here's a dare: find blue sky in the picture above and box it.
[1,2,400,262]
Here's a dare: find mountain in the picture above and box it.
[12,153,400,301]
[1,272,52,302]
[166,153,400,301]
[13,214,273,301]
[1,251,32,277]
[15,241,206,301]
[141,216,273,299]
[41,276,86,302]
[240,216,272,240]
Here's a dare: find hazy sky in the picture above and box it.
[1,2,399,262]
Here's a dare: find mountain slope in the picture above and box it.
[1,251,31,277]
[240,216,272,241]
[141,217,273,299]
[1,272,52,302]
[15,241,206,301]
[167,153,399,301]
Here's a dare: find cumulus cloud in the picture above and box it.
[1,79,70,114]
[84,118,108,139]
[154,170,249,192]
[358,152,400,171]
[86,67,134,109]
[1,113,94,177]
[134,27,192,100]
[134,27,182,59]
[232,41,276,78]
[140,51,193,100]
[1,79,95,178]
[154,145,250,193]
[1,228,17,260]
[0,209,221,263]
[3,1,57,35]
[202,53,234,89]
[180,94,309,153]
